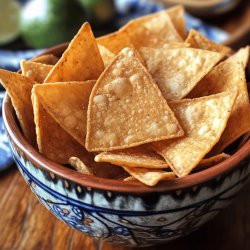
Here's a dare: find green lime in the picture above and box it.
[20,0,85,49]
[0,0,21,45]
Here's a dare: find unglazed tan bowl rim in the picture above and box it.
[2,43,250,193]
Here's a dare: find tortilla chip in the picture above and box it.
[33,81,95,147]
[226,46,249,69]
[21,60,53,83]
[140,47,224,101]
[95,145,169,168]
[188,61,250,153]
[31,54,59,65]
[68,157,94,175]
[153,91,238,177]
[162,42,190,49]
[120,9,183,49]
[32,91,91,164]
[86,48,184,151]
[98,44,115,67]
[0,69,36,146]
[194,153,230,172]
[97,30,133,54]
[185,29,233,56]
[167,5,186,39]
[123,167,175,186]
[123,176,137,182]
[45,22,104,82]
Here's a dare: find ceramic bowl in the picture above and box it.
[2,45,250,247]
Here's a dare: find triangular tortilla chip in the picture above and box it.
[86,47,184,151]
[194,153,230,172]
[120,9,183,49]
[69,157,94,175]
[188,61,250,153]
[167,5,186,39]
[21,60,53,83]
[98,44,115,67]
[33,81,95,147]
[32,90,91,164]
[95,145,169,168]
[97,30,133,54]
[226,46,249,69]
[140,47,224,101]
[123,167,175,186]
[185,29,233,56]
[153,91,238,177]
[45,22,104,82]
[31,54,59,65]
[0,70,36,146]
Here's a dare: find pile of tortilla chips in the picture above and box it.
[1,6,250,186]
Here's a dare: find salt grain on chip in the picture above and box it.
[153,91,238,177]
[45,22,104,82]
[140,47,224,101]
[86,47,184,151]
[188,61,250,154]
[0,69,37,146]
[21,60,53,83]
[33,81,95,147]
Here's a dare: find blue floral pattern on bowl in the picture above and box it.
[0,92,13,170]
[7,136,250,247]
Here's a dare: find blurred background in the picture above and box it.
[0,0,249,71]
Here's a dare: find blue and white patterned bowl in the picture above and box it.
[2,47,250,247]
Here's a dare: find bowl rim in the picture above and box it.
[2,44,250,194]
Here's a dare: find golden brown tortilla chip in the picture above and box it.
[97,30,133,54]
[120,9,183,49]
[167,5,186,39]
[32,90,89,164]
[33,81,95,147]
[21,60,53,83]
[226,46,249,69]
[185,29,233,56]
[0,70,36,146]
[86,47,184,152]
[68,157,94,175]
[194,153,230,172]
[31,54,59,65]
[123,167,175,186]
[140,47,224,101]
[98,44,115,67]
[153,91,238,177]
[188,61,250,154]
[45,22,104,82]
[95,145,169,168]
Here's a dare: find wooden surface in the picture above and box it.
[1,166,250,250]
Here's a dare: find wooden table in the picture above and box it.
[1,165,250,250]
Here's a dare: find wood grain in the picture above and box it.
[1,166,250,250]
